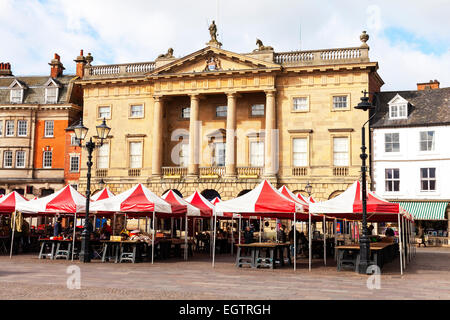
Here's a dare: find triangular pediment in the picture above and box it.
[8,79,26,89]
[44,78,61,88]
[148,46,280,77]
[388,93,408,105]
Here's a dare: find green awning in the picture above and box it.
[391,201,448,220]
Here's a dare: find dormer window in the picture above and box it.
[8,79,26,104]
[44,78,60,104]
[45,87,58,103]
[388,94,408,120]
[10,89,23,103]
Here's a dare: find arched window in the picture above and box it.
[201,189,220,201]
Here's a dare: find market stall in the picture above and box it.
[90,183,183,264]
[214,180,307,269]
[0,191,29,257]
[309,180,414,274]
[16,185,87,260]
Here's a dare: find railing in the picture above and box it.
[128,169,141,177]
[162,167,187,178]
[292,167,307,176]
[85,61,156,79]
[96,169,108,177]
[199,166,225,177]
[333,167,349,176]
[274,46,368,66]
[237,167,262,178]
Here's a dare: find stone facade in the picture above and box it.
[77,32,383,201]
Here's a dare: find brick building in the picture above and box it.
[0,54,82,197]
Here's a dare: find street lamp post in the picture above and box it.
[72,118,111,263]
[354,90,377,274]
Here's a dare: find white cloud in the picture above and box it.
[0,0,448,90]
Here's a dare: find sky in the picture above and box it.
[0,0,449,91]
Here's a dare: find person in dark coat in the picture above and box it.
[277,225,287,243]
[53,217,62,237]
[243,226,254,244]
[289,225,300,256]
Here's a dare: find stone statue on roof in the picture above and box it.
[157,48,174,59]
[254,39,273,52]
[206,20,222,48]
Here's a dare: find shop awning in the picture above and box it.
[392,201,448,220]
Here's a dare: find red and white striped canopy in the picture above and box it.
[162,190,201,216]
[184,191,215,217]
[215,180,305,217]
[91,188,115,201]
[210,197,222,206]
[90,184,172,216]
[0,191,28,214]
[309,181,410,222]
[17,185,86,214]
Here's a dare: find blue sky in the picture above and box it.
[0,0,449,90]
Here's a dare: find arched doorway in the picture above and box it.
[328,190,343,199]
[201,189,220,201]
[162,189,182,197]
[237,189,251,197]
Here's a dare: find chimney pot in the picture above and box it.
[0,62,12,76]
[49,53,65,78]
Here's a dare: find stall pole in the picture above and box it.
[212,211,217,268]
[231,218,234,255]
[308,211,312,272]
[323,215,326,266]
[151,211,155,264]
[113,213,116,235]
[9,211,17,259]
[145,217,148,234]
[334,218,337,260]
[397,213,403,275]
[259,217,262,242]
[294,212,296,271]
[401,216,406,269]
[71,212,77,261]
[184,214,188,261]
[170,217,174,238]
[210,217,213,256]
[238,216,242,245]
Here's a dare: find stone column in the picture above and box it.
[264,90,277,177]
[151,95,163,176]
[188,94,200,176]
[225,92,237,177]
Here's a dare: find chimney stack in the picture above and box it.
[0,62,12,76]
[417,79,440,91]
[74,49,87,78]
[49,53,65,78]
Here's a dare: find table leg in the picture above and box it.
[132,244,137,263]
[251,248,256,268]
[39,242,45,259]
[235,247,241,266]
[102,243,108,262]
[67,243,72,260]
[50,243,55,260]
[270,248,274,269]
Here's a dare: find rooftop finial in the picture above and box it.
[360,31,369,47]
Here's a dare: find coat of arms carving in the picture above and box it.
[204,56,221,71]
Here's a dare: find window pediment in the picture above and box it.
[388,94,408,120]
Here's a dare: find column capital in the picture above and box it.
[189,93,201,100]
[153,95,164,102]
[264,89,276,96]
[225,91,240,98]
